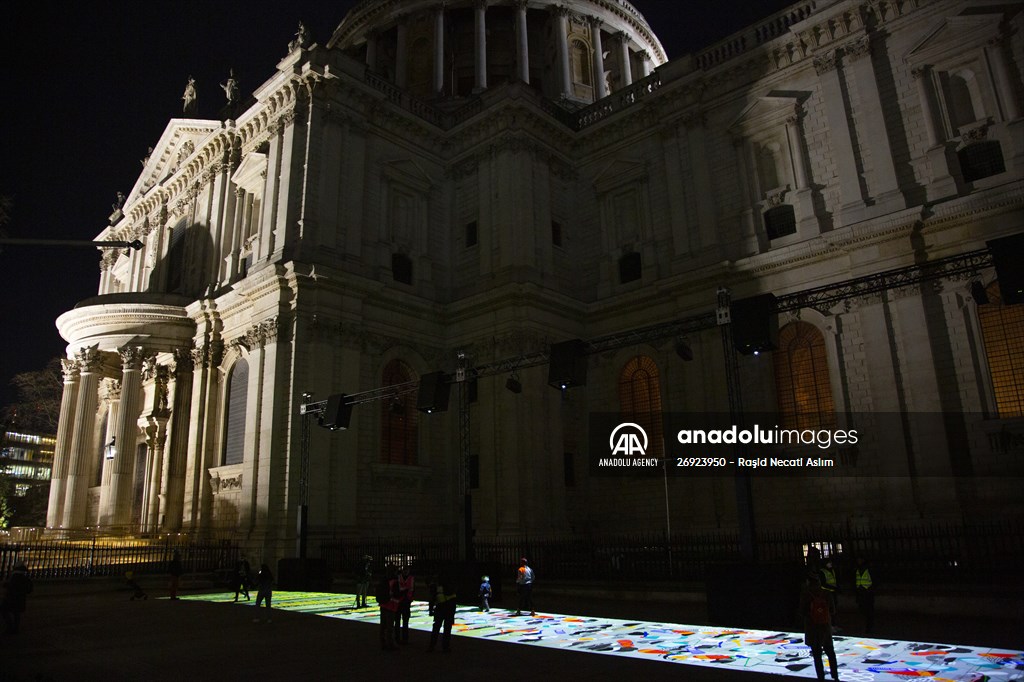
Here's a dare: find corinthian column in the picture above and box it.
[161,348,194,530]
[433,4,446,94]
[618,32,633,87]
[555,7,572,97]
[515,0,530,83]
[474,0,488,92]
[590,17,607,100]
[108,345,145,529]
[47,359,80,528]
[61,346,101,530]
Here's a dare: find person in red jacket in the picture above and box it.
[800,576,840,681]
[377,565,401,651]
[394,565,415,644]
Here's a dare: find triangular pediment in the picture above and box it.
[729,92,807,134]
[592,158,646,192]
[125,119,221,206]
[904,12,1003,65]
[381,157,434,191]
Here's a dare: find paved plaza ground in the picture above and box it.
[1,578,1021,682]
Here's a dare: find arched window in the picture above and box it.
[618,356,664,459]
[223,359,249,466]
[978,282,1024,418]
[381,360,418,465]
[570,39,593,86]
[773,322,836,429]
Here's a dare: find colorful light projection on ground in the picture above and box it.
[181,592,1023,681]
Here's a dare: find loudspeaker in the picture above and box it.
[988,234,1024,304]
[417,371,450,414]
[321,393,352,430]
[548,339,588,389]
[731,294,778,355]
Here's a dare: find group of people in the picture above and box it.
[365,556,538,654]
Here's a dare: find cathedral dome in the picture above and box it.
[328,0,667,104]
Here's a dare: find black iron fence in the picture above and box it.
[321,520,1024,587]
[0,537,239,580]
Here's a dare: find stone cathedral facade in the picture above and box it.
[49,0,1023,560]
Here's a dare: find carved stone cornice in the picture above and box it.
[191,339,223,370]
[232,316,282,352]
[172,347,194,376]
[843,35,872,60]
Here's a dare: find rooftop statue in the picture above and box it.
[221,70,239,106]
[182,77,197,116]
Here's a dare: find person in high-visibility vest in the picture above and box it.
[818,558,839,629]
[854,556,875,633]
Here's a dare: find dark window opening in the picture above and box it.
[466,221,478,247]
[392,253,413,285]
[469,454,480,489]
[552,221,563,247]
[959,141,1005,183]
[764,204,797,240]
[564,452,576,487]
[619,251,642,284]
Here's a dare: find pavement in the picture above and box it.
[1,576,1021,682]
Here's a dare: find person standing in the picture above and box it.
[800,576,840,682]
[254,563,274,622]
[354,555,373,608]
[818,557,839,629]
[394,566,415,644]
[234,558,251,602]
[514,557,535,616]
[427,574,458,653]
[168,550,183,600]
[377,566,400,651]
[854,557,875,633]
[1,562,33,634]
[479,575,491,612]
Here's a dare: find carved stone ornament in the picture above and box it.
[765,186,790,207]
[119,345,145,371]
[61,358,80,383]
[172,347,195,376]
[76,345,102,373]
[844,35,872,59]
[813,51,839,75]
[959,120,990,143]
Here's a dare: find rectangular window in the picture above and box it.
[564,452,576,487]
[469,454,480,489]
[466,221,478,247]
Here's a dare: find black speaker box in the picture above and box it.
[548,339,588,389]
[731,294,779,355]
[417,371,450,413]
[988,233,1024,304]
[322,393,352,430]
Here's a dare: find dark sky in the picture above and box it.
[0,0,794,408]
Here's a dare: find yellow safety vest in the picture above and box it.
[856,568,872,589]
[821,567,837,591]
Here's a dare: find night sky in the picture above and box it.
[0,0,794,408]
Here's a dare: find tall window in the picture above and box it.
[381,360,418,465]
[223,359,249,466]
[618,356,664,459]
[773,322,836,429]
[978,282,1024,418]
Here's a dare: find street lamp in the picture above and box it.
[104,437,117,460]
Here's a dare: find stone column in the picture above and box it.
[640,51,652,78]
[433,4,446,94]
[684,112,716,252]
[46,359,80,528]
[987,37,1019,121]
[108,345,145,529]
[142,417,167,533]
[226,187,246,281]
[161,348,193,530]
[474,0,488,92]
[618,32,633,88]
[913,67,940,147]
[814,50,865,225]
[590,17,607,100]
[786,108,810,190]
[366,30,379,71]
[555,7,572,97]
[844,36,905,211]
[515,0,530,83]
[396,19,409,88]
[61,346,101,530]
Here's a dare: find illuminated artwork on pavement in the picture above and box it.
[179,592,1024,681]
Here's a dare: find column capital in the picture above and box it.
[843,35,872,60]
[911,65,930,80]
[76,345,102,373]
[617,31,630,45]
[554,5,571,19]
[118,345,145,370]
[588,15,603,29]
[61,358,80,382]
[513,0,528,9]
[813,50,839,75]
[474,0,488,9]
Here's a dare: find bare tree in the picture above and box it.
[4,357,63,433]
